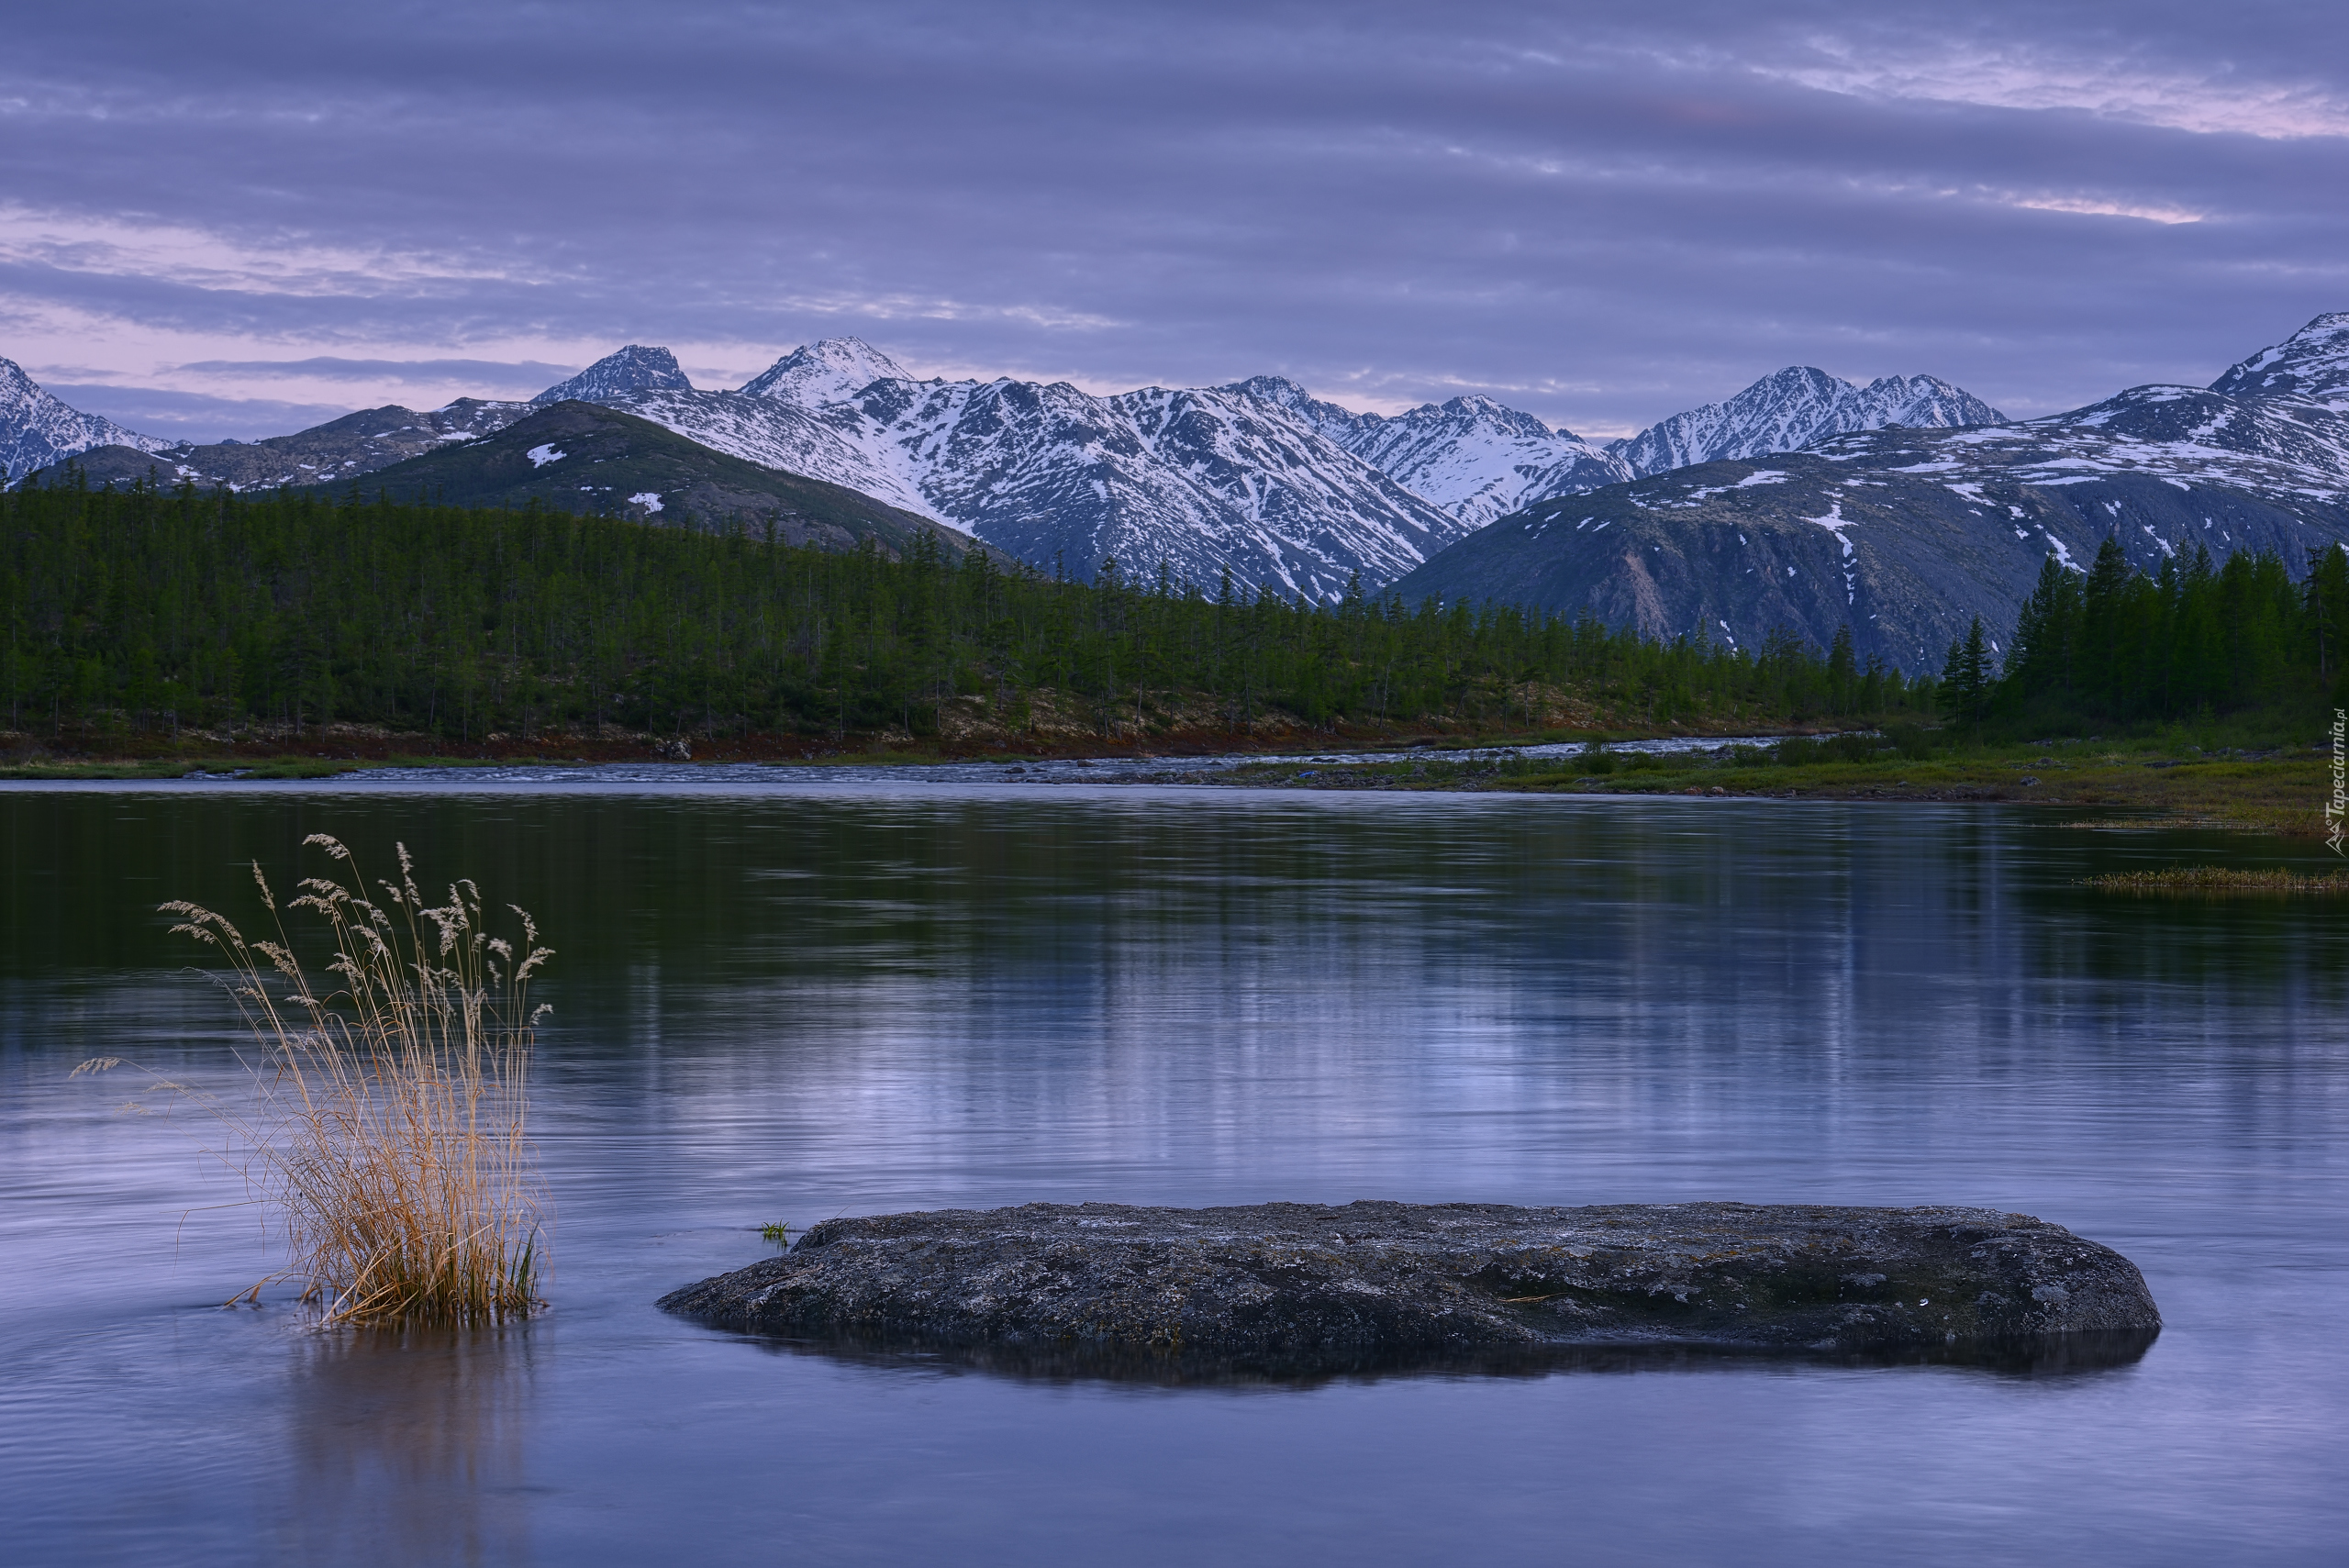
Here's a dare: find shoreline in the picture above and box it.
[0,727,2327,836]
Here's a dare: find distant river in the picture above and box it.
[2,773,2343,1565]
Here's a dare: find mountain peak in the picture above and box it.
[1220,374,1315,406]
[1216,374,1377,446]
[0,355,170,482]
[2209,312,2349,406]
[1606,365,2004,477]
[532,345,692,405]
[739,338,915,405]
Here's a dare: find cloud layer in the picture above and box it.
[4,1,2344,441]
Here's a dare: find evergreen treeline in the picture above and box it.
[2,482,1927,743]
[1941,537,2348,728]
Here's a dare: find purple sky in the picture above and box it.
[5,1,2345,442]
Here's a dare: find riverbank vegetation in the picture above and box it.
[4,481,1932,751]
[2078,866,2349,895]
[78,838,550,1324]
[1941,538,2348,736]
[1214,729,2331,834]
[6,483,2340,833]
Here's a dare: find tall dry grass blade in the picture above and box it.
[107,838,553,1326]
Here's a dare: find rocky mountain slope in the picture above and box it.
[531,344,693,405]
[599,341,1476,598]
[1393,313,2349,671]
[42,398,534,491]
[1230,364,2002,528]
[0,358,172,483]
[279,400,991,560]
[1607,367,2004,477]
[1223,375,1632,528]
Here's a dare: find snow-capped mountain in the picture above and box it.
[1208,363,2001,523]
[589,340,2003,590]
[1394,313,2349,671]
[0,358,171,483]
[598,342,1475,596]
[738,338,914,407]
[532,344,692,405]
[13,328,2011,595]
[1605,367,2006,478]
[1223,376,1631,528]
[2208,310,2349,406]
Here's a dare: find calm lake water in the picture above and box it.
[2,772,2343,1565]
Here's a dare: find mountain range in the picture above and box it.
[593,340,1475,597]
[1394,313,2349,669]
[18,317,2349,673]
[8,339,2005,600]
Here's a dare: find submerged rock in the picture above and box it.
[660,1200,2160,1375]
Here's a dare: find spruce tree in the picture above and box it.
[2307,543,2349,685]
[2078,535,2132,716]
[2007,552,2081,706]
[1826,625,1856,714]
[1942,615,1992,727]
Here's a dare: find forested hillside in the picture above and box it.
[3,482,1926,745]
[1942,537,2347,729]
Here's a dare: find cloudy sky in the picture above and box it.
[5,1,2345,441]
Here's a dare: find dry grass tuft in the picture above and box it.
[2078,865,2349,895]
[80,836,551,1325]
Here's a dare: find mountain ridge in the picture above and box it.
[595,353,1479,597]
[273,400,995,561]
[6,339,2011,597]
[1393,313,2349,671]
[1604,367,2005,477]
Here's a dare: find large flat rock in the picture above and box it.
[660,1200,2160,1374]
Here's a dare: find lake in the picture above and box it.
[2,771,2343,1565]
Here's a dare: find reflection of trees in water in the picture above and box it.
[284,1324,536,1567]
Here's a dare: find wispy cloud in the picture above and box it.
[2001,195,2204,225]
[0,206,551,300]
[1762,41,2349,140]
[172,355,576,383]
[0,4,2342,436]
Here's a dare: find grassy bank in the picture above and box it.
[8,720,2334,839]
[1208,731,2339,836]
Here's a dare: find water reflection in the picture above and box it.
[281,1324,536,1567]
[725,1326,2163,1389]
[2,783,2344,1567]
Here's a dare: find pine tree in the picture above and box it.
[1826,625,1856,714]
[2006,552,2081,706]
[2077,535,2133,716]
[1942,615,1992,726]
[2308,543,2349,686]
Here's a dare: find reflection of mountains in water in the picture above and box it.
[733,1326,2161,1390]
[284,1323,538,1562]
